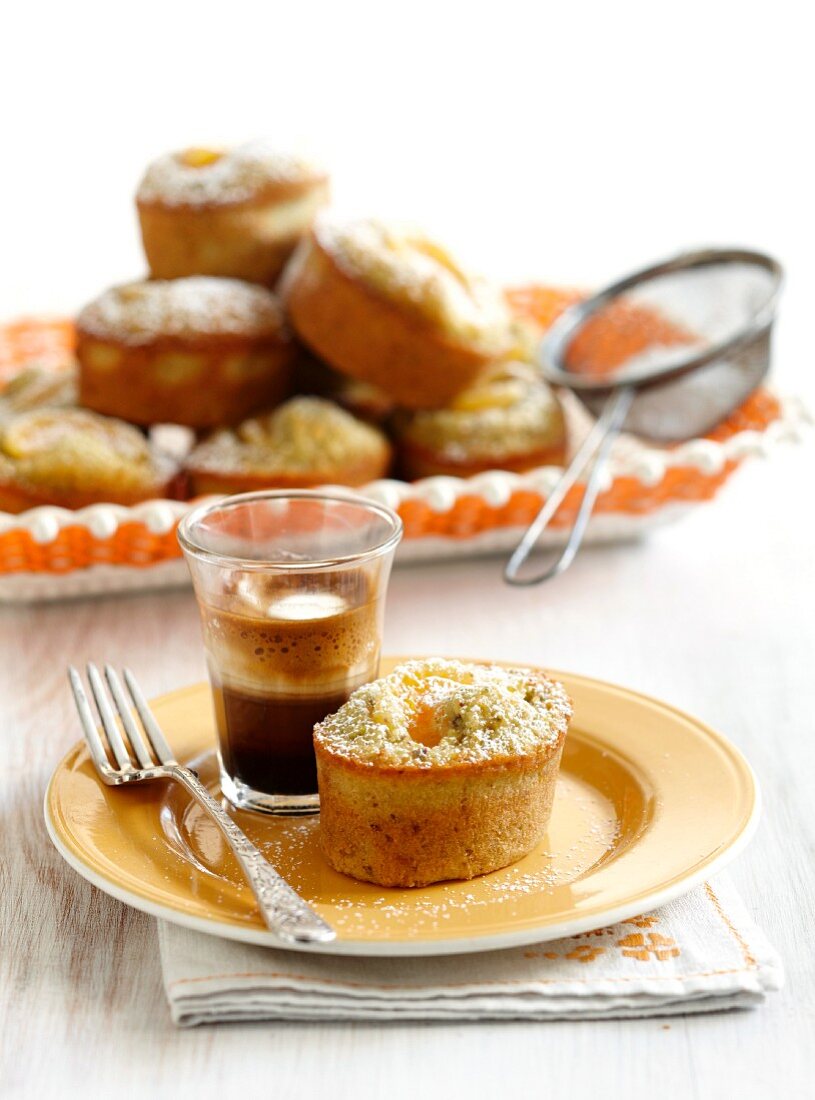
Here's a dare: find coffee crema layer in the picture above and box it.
[201,589,380,697]
[200,579,382,796]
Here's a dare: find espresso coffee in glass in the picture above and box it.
[178,491,402,815]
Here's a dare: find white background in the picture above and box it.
[2,3,814,1098]
[1,0,813,406]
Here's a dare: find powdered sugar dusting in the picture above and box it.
[137,142,326,207]
[187,396,390,476]
[77,278,287,346]
[0,408,172,495]
[314,658,572,768]
[398,361,564,461]
[315,218,514,354]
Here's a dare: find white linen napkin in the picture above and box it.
[159,877,782,1026]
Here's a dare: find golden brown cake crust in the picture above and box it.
[394,363,567,479]
[77,334,293,428]
[314,659,571,887]
[281,227,514,409]
[138,202,328,284]
[0,408,180,512]
[315,750,564,887]
[397,438,567,480]
[184,396,392,495]
[76,279,295,428]
[136,145,329,284]
[0,475,181,513]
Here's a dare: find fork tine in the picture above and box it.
[104,666,154,770]
[123,668,176,765]
[68,667,116,777]
[87,663,132,770]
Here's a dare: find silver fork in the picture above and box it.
[68,664,335,946]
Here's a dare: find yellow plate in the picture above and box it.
[44,660,759,956]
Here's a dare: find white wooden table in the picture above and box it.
[2,0,813,1089]
[1,447,812,1100]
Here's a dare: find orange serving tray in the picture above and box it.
[0,301,787,580]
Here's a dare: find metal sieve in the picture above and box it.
[504,247,784,585]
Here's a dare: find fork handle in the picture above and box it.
[170,766,335,945]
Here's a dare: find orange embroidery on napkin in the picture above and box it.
[617,932,680,962]
[565,944,607,964]
[624,915,660,929]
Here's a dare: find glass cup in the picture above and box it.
[178,490,402,816]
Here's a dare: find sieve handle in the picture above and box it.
[504,386,635,586]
